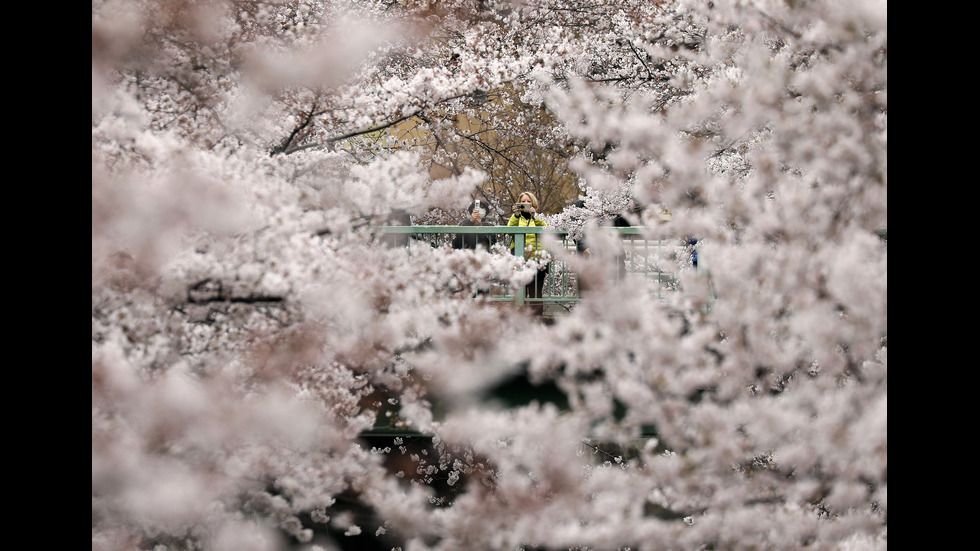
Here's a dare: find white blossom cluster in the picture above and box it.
[93,1,885,550]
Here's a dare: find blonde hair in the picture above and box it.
[519,191,539,209]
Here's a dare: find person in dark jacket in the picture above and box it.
[570,200,592,256]
[570,199,638,279]
[685,235,699,269]
[380,208,413,248]
[452,199,497,251]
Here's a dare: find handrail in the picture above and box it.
[370,225,697,309]
[371,225,643,260]
[371,225,643,234]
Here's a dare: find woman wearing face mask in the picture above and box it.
[452,198,496,251]
[508,191,549,317]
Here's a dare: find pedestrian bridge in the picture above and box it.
[371,225,705,312]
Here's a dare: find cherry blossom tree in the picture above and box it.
[93,1,886,550]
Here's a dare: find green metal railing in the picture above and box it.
[372,225,698,307]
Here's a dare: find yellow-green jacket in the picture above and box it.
[508,213,547,259]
